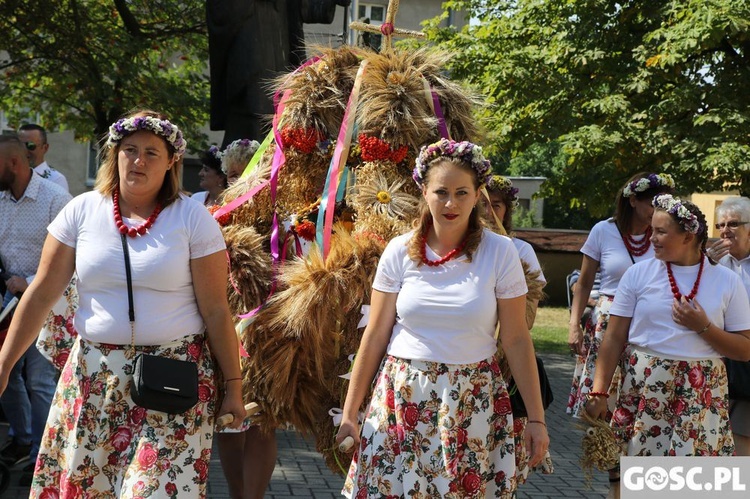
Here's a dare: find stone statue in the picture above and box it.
[207,0,349,147]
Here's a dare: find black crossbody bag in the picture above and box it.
[121,234,199,414]
[507,355,554,418]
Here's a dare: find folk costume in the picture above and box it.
[609,257,750,455]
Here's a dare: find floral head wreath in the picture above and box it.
[221,139,260,158]
[487,175,519,203]
[208,145,222,161]
[107,116,186,156]
[622,173,674,198]
[652,194,702,234]
[221,138,260,173]
[413,138,492,188]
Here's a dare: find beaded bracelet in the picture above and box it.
[696,322,711,335]
[528,420,546,427]
[587,391,609,398]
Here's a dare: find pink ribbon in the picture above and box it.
[319,60,368,259]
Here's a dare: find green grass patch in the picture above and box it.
[530,306,570,354]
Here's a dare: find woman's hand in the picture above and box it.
[584,394,608,420]
[671,297,708,333]
[524,420,550,468]
[335,417,360,453]
[568,321,585,356]
[217,384,247,430]
[707,238,731,262]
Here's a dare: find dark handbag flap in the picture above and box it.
[134,354,198,400]
[508,355,554,418]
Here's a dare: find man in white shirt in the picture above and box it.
[0,134,71,478]
[18,124,69,192]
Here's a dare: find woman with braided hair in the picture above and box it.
[336,139,548,498]
[586,195,750,482]
[568,173,676,421]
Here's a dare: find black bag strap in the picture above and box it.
[120,233,136,350]
[613,221,636,265]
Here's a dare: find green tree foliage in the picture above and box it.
[0,0,209,148]
[426,0,750,219]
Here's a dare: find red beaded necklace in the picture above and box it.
[666,255,704,301]
[113,188,162,238]
[621,227,652,256]
[420,226,468,267]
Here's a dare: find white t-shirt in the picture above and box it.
[610,258,750,359]
[373,229,528,364]
[581,219,653,296]
[513,238,546,283]
[190,191,209,205]
[34,161,69,192]
[48,191,226,345]
[718,253,750,298]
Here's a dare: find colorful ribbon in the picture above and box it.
[316,60,369,259]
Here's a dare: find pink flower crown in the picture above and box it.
[108,116,186,156]
[652,194,703,234]
[413,138,492,187]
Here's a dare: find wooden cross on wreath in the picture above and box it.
[349,0,425,53]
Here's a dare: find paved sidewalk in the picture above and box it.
[1,353,610,498]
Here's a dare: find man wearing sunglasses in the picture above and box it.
[0,134,71,482]
[17,124,69,193]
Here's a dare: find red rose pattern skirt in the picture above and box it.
[612,346,735,456]
[342,355,517,499]
[30,333,218,498]
[567,295,621,418]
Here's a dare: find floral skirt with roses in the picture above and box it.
[342,355,517,499]
[611,347,734,457]
[30,333,217,498]
[567,295,621,419]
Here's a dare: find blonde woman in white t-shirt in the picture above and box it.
[0,110,246,497]
[587,196,750,483]
[336,139,549,498]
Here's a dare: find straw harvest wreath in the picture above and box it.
[210,0,547,475]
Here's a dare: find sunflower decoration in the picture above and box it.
[354,173,418,219]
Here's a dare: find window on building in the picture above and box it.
[357,3,386,51]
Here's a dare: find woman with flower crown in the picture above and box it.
[567,173,675,415]
[0,109,246,496]
[484,175,546,327]
[567,172,673,495]
[336,139,549,498]
[586,195,750,463]
[484,175,553,485]
[191,145,227,207]
[221,138,260,186]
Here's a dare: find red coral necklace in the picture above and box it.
[113,188,162,238]
[621,227,652,256]
[666,255,704,300]
[420,227,468,267]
